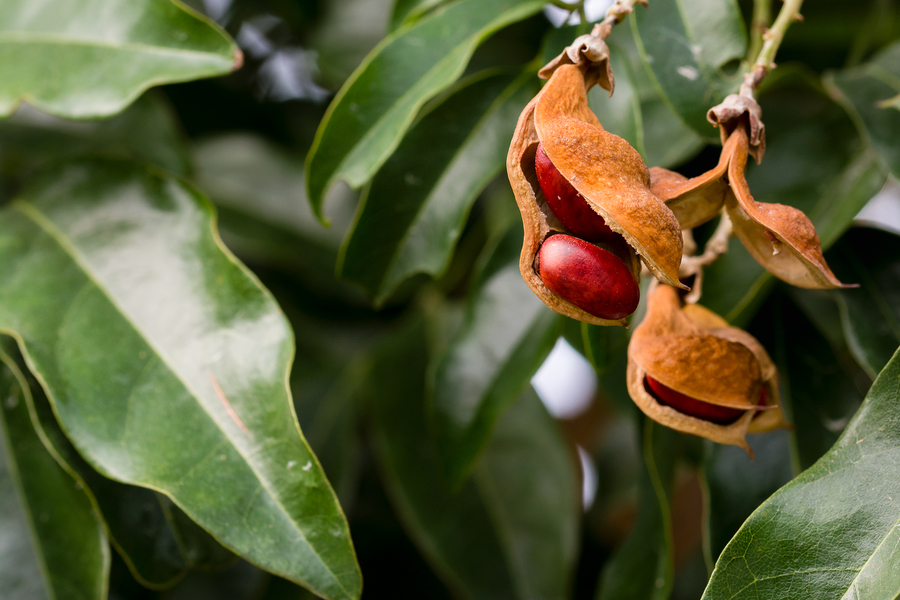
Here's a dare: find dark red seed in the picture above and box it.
[535,143,619,244]
[537,234,639,320]
[646,376,768,424]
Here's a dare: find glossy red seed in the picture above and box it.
[646,376,769,424]
[535,143,619,243]
[537,234,639,320]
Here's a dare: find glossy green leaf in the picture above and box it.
[371,320,578,600]
[630,0,745,137]
[9,333,236,583]
[826,41,900,179]
[428,227,562,486]
[338,70,537,304]
[0,0,239,119]
[0,344,109,600]
[701,75,885,325]
[704,346,900,600]
[0,92,191,178]
[702,432,794,563]
[0,161,360,600]
[596,420,677,600]
[305,0,545,218]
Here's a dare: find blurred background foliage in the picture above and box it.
[1,0,900,599]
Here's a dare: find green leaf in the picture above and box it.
[389,0,448,30]
[0,343,109,600]
[826,41,900,179]
[701,75,886,325]
[371,320,579,600]
[192,133,366,307]
[0,161,360,600]
[820,228,900,380]
[703,346,900,600]
[338,70,538,304]
[0,0,239,119]
[702,432,794,563]
[773,295,867,470]
[630,0,746,137]
[596,420,677,600]
[428,227,562,485]
[305,0,545,218]
[0,92,191,178]
[588,26,704,169]
[11,338,227,588]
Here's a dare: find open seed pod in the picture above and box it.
[628,284,786,453]
[507,63,685,326]
[649,93,852,290]
[724,124,853,289]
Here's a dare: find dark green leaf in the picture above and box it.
[338,70,537,304]
[596,420,678,600]
[826,41,900,179]
[0,343,109,600]
[701,75,885,325]
[0,161,360,600]
[428,227,562,485]
[702,432,794,563]
[591,27,704,169]
[704,346,900,600]
[820,227,900,380]
[0,0,239,119]
[305,0,545,218]
[371,320,578,600]
[0,93,191,178]
[630,0,745,137]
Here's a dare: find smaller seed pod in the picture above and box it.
[507,63,686,326]
[627,284,787,454]
[649,94,852,290]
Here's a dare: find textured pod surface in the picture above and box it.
[627,285,786,452]
[724,127,852,289]
[507,64,682,325]
[532,65,684,288]
[537,235,640,321]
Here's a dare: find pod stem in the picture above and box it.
[680,212,734,303]
[742,0,805,93]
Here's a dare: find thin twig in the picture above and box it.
[680,212,733,303]
[747,0,772,67]
[591,0,648,39]
[743,0,804,92]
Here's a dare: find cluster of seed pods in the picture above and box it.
[508,29,849,450]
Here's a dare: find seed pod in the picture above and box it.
[627,284,786,453]
[507,63,685,326]
[649,94,851,290]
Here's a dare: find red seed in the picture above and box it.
[646,376,768,424]
[535,143,618,243]
[537,234,639,320]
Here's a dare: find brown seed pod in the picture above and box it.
[627,284,787,453]
[649,94,852,290]
[507,64,685,326]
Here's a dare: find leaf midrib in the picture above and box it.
[11,200,349,597]
[839,515,900,599]
[0,31,230,62]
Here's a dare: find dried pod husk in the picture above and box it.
[538,31,615,94]
[627,284,786,453]
[724,126,853,289]
[708,92,766,163]
[507,64,685,325]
